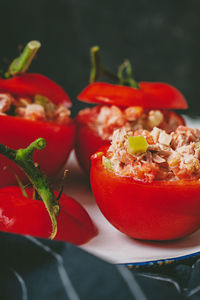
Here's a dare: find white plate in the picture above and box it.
[64,116,200,265]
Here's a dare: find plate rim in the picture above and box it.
[118,250,200,267]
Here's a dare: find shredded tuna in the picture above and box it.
[0,92,70,124]
[96,106,127,140]
[124,106,144,121]
[80,105,183,141]
[53,105,71,124]
[0,94,15,114]
[106,126,200,182]
[171,126,200,149]
[147,110,164,128]
[16,104,46,121]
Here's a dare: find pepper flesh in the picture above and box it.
[78,82,188,109]
[75,108,185,173]
[0,186,97,245]
[0,75,74,186]
[0,115,75,187]
[0,73,71,107]
[91,146,200,241]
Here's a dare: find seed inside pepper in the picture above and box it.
[127,136,148,154]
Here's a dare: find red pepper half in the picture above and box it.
[78,82,188,109]
[0,73,71,107]
[91,146,200,241]
[0,115,75,186]
[75,47,188,173]
[75,108,185,174]
[0,41,75,186]
[75,107,108,173]
[0,186,97,245]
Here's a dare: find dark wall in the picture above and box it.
[0,0,200,115]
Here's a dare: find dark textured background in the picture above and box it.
[0,0,199,115]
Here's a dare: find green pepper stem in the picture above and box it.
[90,46,118,83]
[0,138,59,239]
[6,40,41,78]
[89,46,139,89]
[118,60,139,89]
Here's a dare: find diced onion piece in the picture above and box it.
[158,132,172,146]
[127,136,148,154]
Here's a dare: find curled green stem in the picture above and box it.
[90,46,118,83]
[6,40,41,78]
[118,60,139,89]
[0,138,59,239]
[90,46,139,89]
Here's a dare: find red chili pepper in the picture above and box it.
[90,147,200,241]
[0,41,75,186]
[78,82,188,109]
[75,47,188,173]
[0,186,97,245]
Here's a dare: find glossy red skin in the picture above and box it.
[0,186,97,245]
[75,108,185,173]
[0,73,75,186]
[0,73,71,107]
[0,115,75,187]
[91,146,200,241]
[78,82,188,109]
[75,110,109,173]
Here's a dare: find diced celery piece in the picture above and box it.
[196,142,200,148]
[102,156,113,170]
[34,94,50,108]
[127,136,148,154]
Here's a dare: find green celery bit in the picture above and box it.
[102,156,113,170]
[34,94,50,108]
[127,136,148,154]
[196,142,200,148]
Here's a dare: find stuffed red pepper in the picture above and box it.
[91,125,200,240]
[0,41,75,186]
[76,46,187,173]
[0,138,97,245]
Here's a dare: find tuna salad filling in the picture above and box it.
[79,105,184,140]
[103,126,200,183]
[0,93,71,124]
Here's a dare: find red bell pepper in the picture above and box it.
[76,106,185,174]
[0,41,75,186]
[0,186,97,245]
[75,46,187,173]
[0,115,75,186]
[0,73,71,107]
[78,81,188,109]
[91,146,200,241]
[0,138,97,244]
[75,106,107,173]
